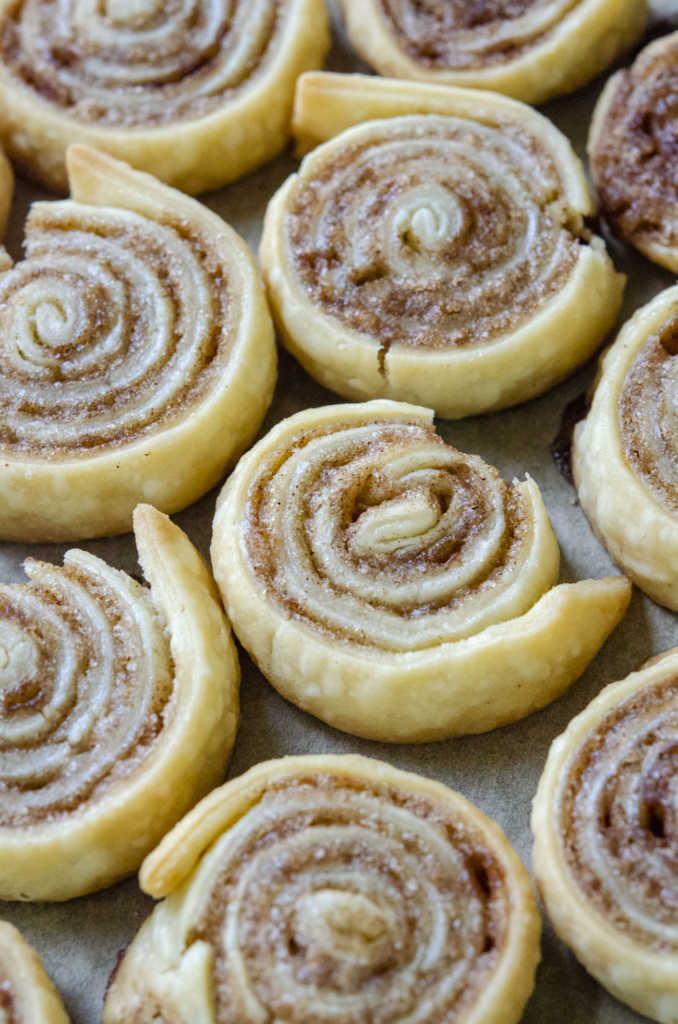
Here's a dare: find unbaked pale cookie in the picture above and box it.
[339,0,647,106]
[211,400,630,742]
[0,922,69,1023]
[589,30,678,273]
[0,504,239,901]
[574,284,678,610]
[103,754,541,1024]
[532,647,678,1023]
[0,144,276,542]
[0,0,330,194]
[262,73,625,418]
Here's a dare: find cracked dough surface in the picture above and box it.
[261,74,624,418]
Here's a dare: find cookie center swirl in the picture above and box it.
[244,414,549,652]
[193,776,506,1023]
[560,677,678,951]
[0,0,284,125]
[377,0,581,69]
[0,552,173,827]
[619,309,678,513]
[288,116,578,352]
[0,200,233,458]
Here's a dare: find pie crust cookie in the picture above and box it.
[0,922,70,1023]
[0,0,330,194]
[0,144,276,542]
[532,646,678,1023]
[261,74,625,418]
[589,30,678,273]
[103,754,541,1024]
[211,400,630,742]
[0,504,239,902]
[339,0,647,106]
[574,284,678,611]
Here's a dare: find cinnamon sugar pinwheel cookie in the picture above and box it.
[573,285,678,610]
[0,923,69,1023]
[262,74,625,418]
[339,0,647,106]
[211,400,630,742]
[103,755,541,1024]
[0,0,330,194]
[532,647,678,1022]
[589,30,678,273]
[0,144,276,542]
[0,504,239,902]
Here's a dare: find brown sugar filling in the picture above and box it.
[0,208,232,459]
[0,973,15,1024]
[0,0,283,126]
[378,0,581,69]
[620,309,678,513]
[591,34,678,251]
[244,418,528,648]
[191,774,508,1022]
[0,562,174,827]
[560,676,678,952]
[287,117,579,355]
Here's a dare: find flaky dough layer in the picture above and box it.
[104,754,541,1024]
[211,400,630,742]
[533,647,678,1023]
[262,74,624,418]
[0,505,239,901]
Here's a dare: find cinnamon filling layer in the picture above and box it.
[244,414,535,652]
[378,0,581,69]
[620,308,678,513]
[0,203,233,458]
[592,34,678,251]
[0,556,174,827]
[0,0,284,126]
[192,773,507,1023]
[560,676,678,951]
[288,116,579,354]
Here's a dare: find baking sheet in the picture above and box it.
[1,3,677,1021]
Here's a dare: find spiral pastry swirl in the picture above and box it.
[533,647,678,1022]
[263,74,624,417]
[589,30,678,273]
[0,0,330,193]
[0,923,69,1023]
[0,145,276,542]
[573,284,678,610]
[0,504,239,901]
[211,400,630,741]
[339,0,647,104]
[103,755,541,1024]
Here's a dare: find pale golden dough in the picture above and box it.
[262,74,624,418]
[103,754,541,1024]
[0,0,330,194]
[211,400,630,742]
[0,145,276,542]
[574,285,678,610]
[532,647,678,1023]
[339,0,647,105]
[0,922,70,1023]
[0,504,240,901]
[589,30,678,273]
